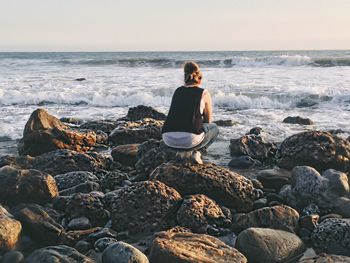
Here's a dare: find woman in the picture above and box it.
[162,61,219,164]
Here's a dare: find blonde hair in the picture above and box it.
[184,61,202,85]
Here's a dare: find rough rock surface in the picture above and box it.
[111,144,139,166]
[80,120,118,134]
[232,205,299,233]
[150,162,258,212]
[109,118,163,146]
[150,230,247,263]
[229,133,277,162]
[18,108,97,156]
[0,166,58,205]
[311,218,350,256]
[54,171,99,191]
[276,131,350,171]
[283,116,314,125]
[257,168,292,191]
[109,180,182,236]
[236,228,305,263]
[0,206,22,252]
[102,241,149,263]
[298,253,350,262]
[25,245,95,263]
[124,105,166,121]
[177,194,232,233]
[100,171,129,191]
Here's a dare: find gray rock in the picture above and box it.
[257,168,292,191]
[94,237,118,252]
[322,169,349,195]
[236,228,305,263]
[67,217,91,231]
[75,240,93,254]
[1,250,24,263]
[334,197,350,218]
[102,241,149,263]
[228,156,261,169]
[298,253,350,262]
[54,171,99,191]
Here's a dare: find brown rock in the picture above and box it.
[0,206,22,252]
[124,105,166,121]
[109,180,182,236]
[0,166,58,205]
[111,144,139,166]
[257,168,292,191]
[150,231,247,263]
[18,108,97,156]
[298,253,350,262]
[177,194,231,233]
[150,162,258,212]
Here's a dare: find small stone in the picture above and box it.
[228,156,261,169]
[67,217,92,231]
[102,241,149,263]
[1,250,24,263]
[283,116,314,125]
[94,237,118,252]
[214,119,238,127]
[75,240,93,254]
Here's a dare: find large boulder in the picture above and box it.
[276,131,350,171]
[0,206,22,252]
[236,228,305,263]
[232,205,299,233]
[123,105,166,121]
[0,166,58,205]
[25,245,95,263]
[177,194,232,234]
[11,204,64,246]
[311,218,350,256]
[150,162,258,212]
[102,241,149,263]
[109,118,163,146]
[149,230,247,263]
[18,108,97,156]
[108,180,182,236]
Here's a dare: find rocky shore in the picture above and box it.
[0,106,350,263]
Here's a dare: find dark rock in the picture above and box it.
[257,168,292,192]
[108,180,182,236]
[75,240,93,254]
[283,116,314,125]
[100,171,129,191]
[236,228,305,263]
[11,203,64,246]
[67,217,92,231]
[1,250,24,263]
[252,198,268,210]
[18,108,97,156]
[102,241,149,263]
[311,218,350,256]
[228,156,261,169]
[320,214,343,223]
[334,197,350,218]
[0,206,22,252]
[300,215,319,231]
[94,237,118,252]
[75,78,86,81]
[0,166,58,205]
[232,205,299,233]
[65,193,109,227]
[80,120,118,135]
[25,245,95,263]
[150,162,258,212]
[124,105,166,121]
[247,127,263,135]
[214,119,238,127]
[87,228,118,244]
[59,182,101,196]
[60,117,83,125]
[150,230,247,263]
[298,253,350,262]
[229,133,277,162]
[109,118,163,146]
[276,131,350,171]
[176,194,232,234]
[111,144,139,166]
[54,171,99,191]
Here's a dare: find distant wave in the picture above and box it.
[54,55,350,68]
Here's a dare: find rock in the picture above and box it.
[59,182,101,196]
[0,166,58,205]
[25,245,95,263]
[67,217,92,231]
[75,78,86,81]
[60,117,83,125]
[232,205,299,233]
[102,241,149,263]
[150,162,258,212]
[214,119,238,126]
[100,171,129,191]
[229,133,277,162]
[276,131,350,171]
[94,237,118,252]
[236,228,305,263]
[0,206,22,252]
[11,203,63,246]
[124,105,166,121]
[111,144,139,166]
[177,194,232,234]
[322,169,349,195]
[298,253,350,262]
[150,230,247,263]
[109,180,182,236]
[80,120,118,134]
[320,214,343,222]
[334,197,350,218]
[1,250,24,263]
[65,193,109,227]
[228,156,261,169]
[109,118,163,145]
[18,108,97,156]
[87,227,118,244]
[283,116,314,125]
[311,218,350,256]
[54,171,99,191]
[257,168,292,192]
[75,240,93,254]
[299,215,319,231]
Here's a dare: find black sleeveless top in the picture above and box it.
[162,86,204,135]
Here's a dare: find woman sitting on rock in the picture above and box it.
[161,61,219,164]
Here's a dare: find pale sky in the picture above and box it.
[0,0,349,51]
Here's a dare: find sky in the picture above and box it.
[0,0,349,51]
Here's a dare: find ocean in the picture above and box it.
[1,50,350,164]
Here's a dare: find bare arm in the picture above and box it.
[202,90,213,123]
